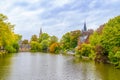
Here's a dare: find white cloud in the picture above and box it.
[52,0,72,7]
[104,0,120,4]
[89,0,97,8]
[0,0,120,40]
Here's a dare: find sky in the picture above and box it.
[0,0,120,40]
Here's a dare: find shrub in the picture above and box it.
[5,45,16,53]
[75,43,94,59]
[94,45,108,63]
[108,52,117,63]
[13,43,19,52]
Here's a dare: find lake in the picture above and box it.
[0,52,120,80]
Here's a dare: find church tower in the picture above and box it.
[39,27,42,38]
[83,21,87,31]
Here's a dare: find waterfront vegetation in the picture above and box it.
[76,16,120,68]
[0,13,21,54]
[1,13,120,68]
[30,15,120,68]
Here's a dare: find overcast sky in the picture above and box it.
[0,0,120,40]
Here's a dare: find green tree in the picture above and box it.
[101,16,120,51]
[22,39,29,44]
[31,34,38,42]
[100,16,120,65]
[49,36,58,46]
[70,30,81,48]
[0,13,21,53]
[30,33,51,52]
[39,33,50,43]
[60,32,70,50]
[40,40,49,52]
[30,41,41,52]
[90,16,120,65]
[60,30,80,51]
[90,32,101,46]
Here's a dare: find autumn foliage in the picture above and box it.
[49,43,60,53]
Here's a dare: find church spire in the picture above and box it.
[84,21,87,31]
[39,27,42,37]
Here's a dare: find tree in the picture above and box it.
[40,40,49,51]
[39,33,50,43]
[22,39,29,44]
[30,41,41,52]
[99,16,120,66]
[38,33,50,52]
[90,32,101,46]
[60,32,70,50]
[49,42,60,54]
[31,34,38,42]
[70,30,81,48]
[60,30,81,51]
[89,25,104,46]
[49,36,58,46]
[0,13,8,21]
[89,15,120,65]
[30,33,52,52]
[101,16,120,51]
[94,45,108,63]
[0,13,21,53]
[75,43,94,59]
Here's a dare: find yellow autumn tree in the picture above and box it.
[49,43,60,54]
[0,13,21,53]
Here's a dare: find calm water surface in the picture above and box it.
[0,52,120,80]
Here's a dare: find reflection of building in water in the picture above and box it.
[78,22,93,45]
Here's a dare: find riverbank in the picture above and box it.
[0,51,7,56]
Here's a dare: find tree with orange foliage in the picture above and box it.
[49,43,60,54]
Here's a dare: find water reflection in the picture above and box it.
[0,54,13,80]
[0,52,120,80]
[95,63,120,80]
